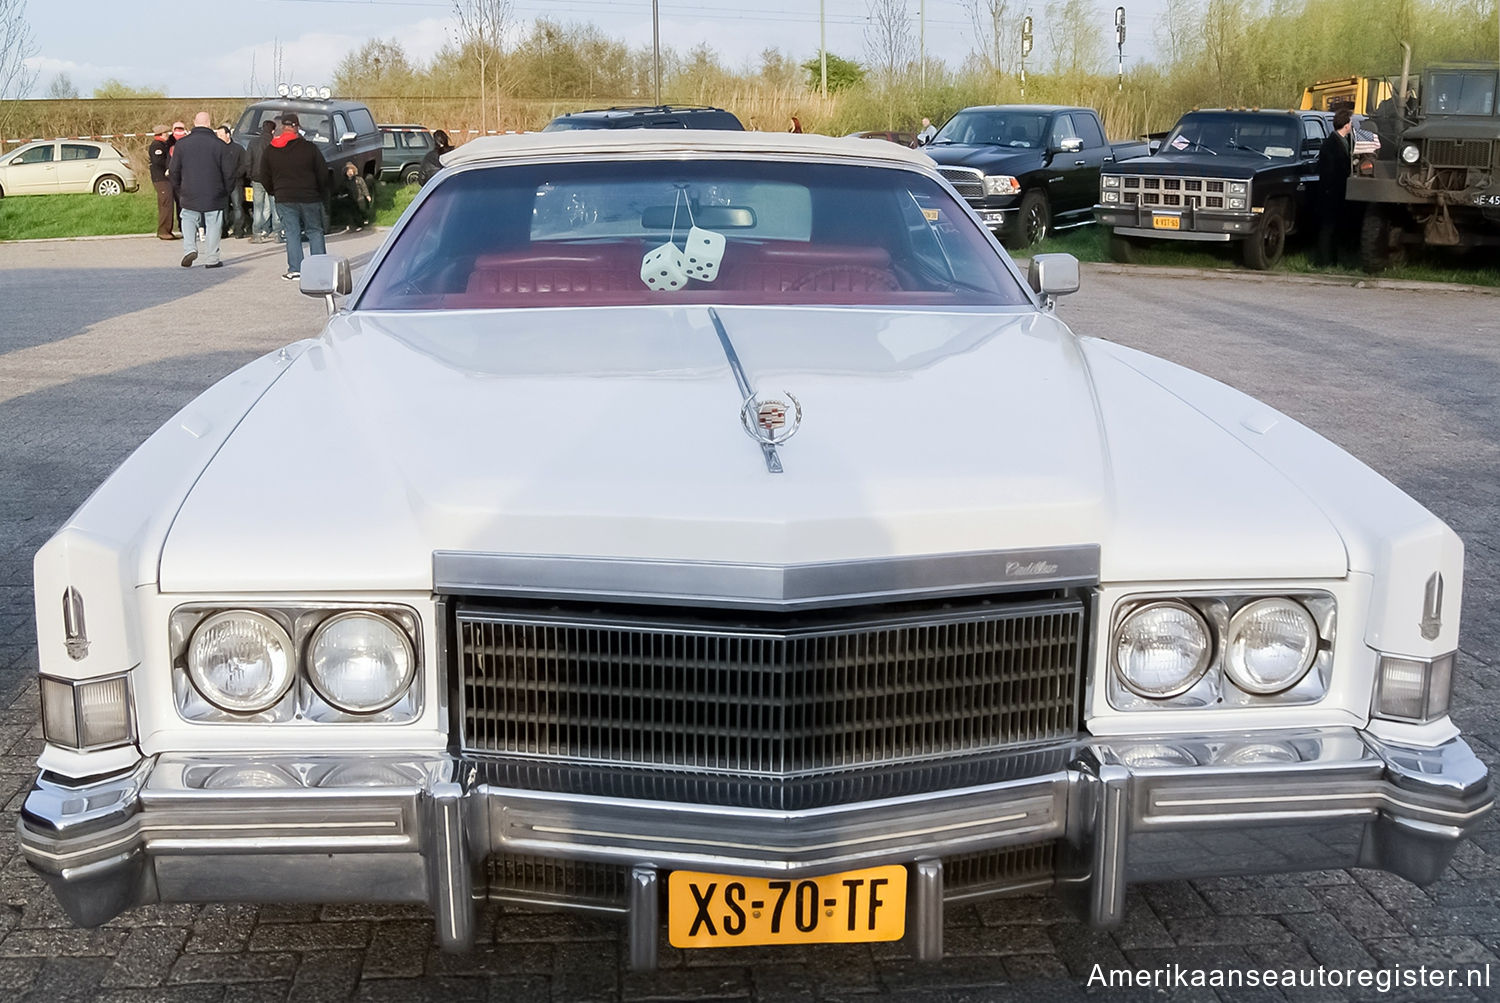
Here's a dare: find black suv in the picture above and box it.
[542,105,743,132]
[233,95,383,183]
[379,125,435,185]
[1096,109,1332,269]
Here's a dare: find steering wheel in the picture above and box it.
[791,266,901,292]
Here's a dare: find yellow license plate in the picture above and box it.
[244,186,254,202]
[668,865,907,948]
[1152,215,1181,230]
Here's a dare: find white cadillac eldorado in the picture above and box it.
[20,131,1490,967]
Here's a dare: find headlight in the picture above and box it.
[1228,198,1246,209]
[1227,182,1247,195]
[1103,191,1119,203]
[1102,175,1120,188]
[308,612,416,714]
[983,174,1020,196]
[1113,602,1213,698]
[187,611,295,713]
[1223,598,1317,694]
[1401,144,1421,164]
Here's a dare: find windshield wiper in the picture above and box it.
[1229,143,1271,159]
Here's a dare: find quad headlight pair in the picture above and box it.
[175,606,420,720]
[1110,593,1332,708]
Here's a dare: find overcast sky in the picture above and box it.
[22,0,1168,99]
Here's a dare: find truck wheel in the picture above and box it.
[402,165,421,185]
[1241,213,1285,270]
[1359,210,1405,273]
[1107,232,1138,263]
[1006,190,1050,249]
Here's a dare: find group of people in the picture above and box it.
[152,113,374,280]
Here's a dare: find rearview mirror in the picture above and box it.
[642,205,757,229]
[300,254,353,314]
[1027,253,1080,308]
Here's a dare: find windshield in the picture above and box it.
[1160,113,1301,159]
[359,159,1029,310]
[931,111,1050,149]
[1425,71,1498,115]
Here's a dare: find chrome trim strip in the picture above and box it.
[433,545,1102,610]
[708,306,782,474]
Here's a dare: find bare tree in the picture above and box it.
[1045,0,1104,78]
[1,0,38,140]
[1154,0,1201,68]
[45,72,76,99]
[452,0,512,135]
[864,0,915,91]
[964,0,1016,80]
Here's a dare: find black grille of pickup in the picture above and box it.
[455,599,1084,776]
[938,167,985,200]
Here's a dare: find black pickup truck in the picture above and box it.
[923,105,1149,248]
[1095,108,1334,269]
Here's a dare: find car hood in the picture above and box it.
[1108,151,1264,179]
[158,306,1348,592]
[924,143,1040,171]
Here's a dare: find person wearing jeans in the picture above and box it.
[167,112,236,269]
[248,120,279,242]
[259,112,330,279]
[275,201,326,276]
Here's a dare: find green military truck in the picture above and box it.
[1350,62,1500,271]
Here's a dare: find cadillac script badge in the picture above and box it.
[741,392,802,446]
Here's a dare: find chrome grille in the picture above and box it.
[1115,174,1237,210]
[486,854,628,911]
[938,167,984,200]
[1424,139,1494,169]
[944,841,1057,900]
[457,599,1084,775]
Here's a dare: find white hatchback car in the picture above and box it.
[19,130,1491,970]
[0,139,139,197]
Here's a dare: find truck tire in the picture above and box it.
[1107,232,1138,263]
[1006,190,1050,249]
[1241,212,1286,270]
[1359,210,1406,273]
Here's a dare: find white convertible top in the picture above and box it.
[442,129,936,169]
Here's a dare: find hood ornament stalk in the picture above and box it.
[707,307,801,474]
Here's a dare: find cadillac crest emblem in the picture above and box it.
[741,392,802,445]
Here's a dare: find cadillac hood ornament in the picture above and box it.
[741,392,802,446]
[1420,571,1444,641]
[62,587,89,661]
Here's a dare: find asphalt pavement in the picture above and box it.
[1,233,1498,1002]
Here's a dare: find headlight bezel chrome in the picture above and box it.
[170,603,424,724]
[1107,589,1336,711]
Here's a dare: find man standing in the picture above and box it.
[167,112,236,269]
[916,117,938,146]
[248,119,279,243]
[260,113,329,281]
[147,125,175,240]
[1316,108,1355,268]
[216,124,251,239]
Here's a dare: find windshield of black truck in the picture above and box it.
[1425,72,1498,115]
[932,111,1050,149]
[1160,113,1300,159]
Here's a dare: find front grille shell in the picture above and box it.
[455,598,1085,777]
[938,166,985,201]
[1113,174,1235,210]
[1423,139,1496,169]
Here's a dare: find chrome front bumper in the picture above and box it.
[19,727,1491,969]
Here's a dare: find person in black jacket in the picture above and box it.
[147,125,175,240]
[248,119,280,243]
[216,124,252,239]
[167,112,237,269]
[417,129,451,185]
[1315,109,1355,268]
[259,112,330,280]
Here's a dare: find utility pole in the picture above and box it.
[820,0,827,98]
[652,0,661,105]
[1020,15,1033,100]
[1114,7,1126,93]
[920,0,926,97]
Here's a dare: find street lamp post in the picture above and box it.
[1115,7,1126,93]
[653,0,661,105]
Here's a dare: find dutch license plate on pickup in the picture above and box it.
[1152,215,1181,230]
[668,865,907,948]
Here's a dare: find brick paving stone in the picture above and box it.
[974,893,1078,927]
[93,988,228,1003]
[255,904,321,924]
[746,963,819,1003]
[1048,926,1129,978]
[619,965,752,999]
[1308,885,1407,940]
[18,956,111,1003]
[1139,882,1215,920]
[318,903,432,922]
[169,952,298,985]
[1363,935,1499,969]
[427,941,553,977]
[493,908,619,942]
[875,954,1013,991]
[1164,916,1295,948]
[221,982,293,1003]
[354,975,490,1001]
[250,920,371,953]
[551,941,620,1002]
[186,905,261,953]
[1199,886,1322,916]
[100,926,191,988]
[362,920,432,978]
[482,973,553,1003]
[1348,869,1434,915]
[286,948,364,1003]
[1396,906,1500,938]
[0,926,130,957]
[997,953,1070,981]
[1279,912,1379,970]
[940,923,1053,957]
[0,956,43,991]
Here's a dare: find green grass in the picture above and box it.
[1021,225,1500,289]
[0,188,157,240]
[371,180,420,227]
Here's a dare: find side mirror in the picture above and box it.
[1050,136,1084,154]
[299,254,353,315]
[1027,253,1080,308]
[340,131,358,144]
